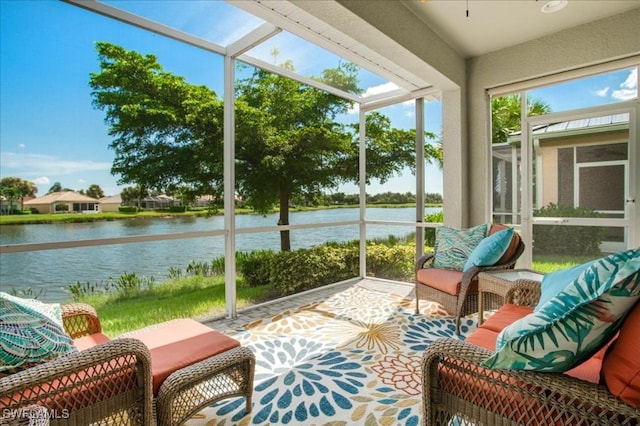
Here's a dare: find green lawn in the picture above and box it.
[0,209,226,225]
[78,276,270,337]
[531,255,593,273]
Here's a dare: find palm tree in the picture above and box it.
[0,177,37,213]
[48,182,63,194]
[0,186,21,214]
[491,94,551,143]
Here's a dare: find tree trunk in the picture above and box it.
[278,191,291,251]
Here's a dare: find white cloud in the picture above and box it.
[18,144,26,149]
[346,82,402,115]
[594,87,609,97]
[612,68,638,101]
[33,176,50,185]
[362,82,400,97]
[613,88,637,101]
[0,152,111,177]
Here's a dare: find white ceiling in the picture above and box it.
[401,0,640,57]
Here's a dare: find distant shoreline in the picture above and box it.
[0,203,441,226]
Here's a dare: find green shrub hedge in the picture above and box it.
[236,241,414,296]
[267,245,356,295]
[118,206,138,213]
[237,250,276,288]
[424,210,443,247]
[366,243,414,281]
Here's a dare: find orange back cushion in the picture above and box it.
[602,301,640,408]
[489,224,520,265]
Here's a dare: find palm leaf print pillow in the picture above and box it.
[483,248,640,372]
[432,224,489,271]
[0,293,77,373]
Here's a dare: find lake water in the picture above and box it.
[0,207,439,301]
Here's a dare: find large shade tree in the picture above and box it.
[90,42,440,250]
[90,43,224,197]
[120,185,149,208]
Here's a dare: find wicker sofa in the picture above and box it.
[1,303,254,426]
[421,280,640,426]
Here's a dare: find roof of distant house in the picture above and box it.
[24,191,100,205]
[508,113,629,140]
[100,194,122,204]
[143,195,175,201]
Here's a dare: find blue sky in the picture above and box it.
[0,1,636,198]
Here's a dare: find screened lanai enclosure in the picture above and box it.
[0,0,444,318]
[1,0,638,323]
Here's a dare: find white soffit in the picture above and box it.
[402,0,640,58]
[228,0,437,99]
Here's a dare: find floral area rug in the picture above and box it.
[187,284,475,426]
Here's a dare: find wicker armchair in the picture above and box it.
[415,224,524,333]
[1,304,153,426]
[421,281,640,426]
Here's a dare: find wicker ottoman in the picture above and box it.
[123,319,255,426]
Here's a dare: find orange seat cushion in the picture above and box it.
[481,304,533,333]
[465,304,533,351]
[125,319,241,395]
[464,327,498,351]
[73,332,111,351]
[416,268,478,296]
[602,301,640,408]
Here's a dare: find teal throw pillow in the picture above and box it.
[534,261,593,312]
[0,292,77,373]
[463,228,514,272]
[483,248,640,373]
[432,224,489,271]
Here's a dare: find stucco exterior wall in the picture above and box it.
[466,8,640,225]
[100,202,121,213]
[24,202,52,214]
